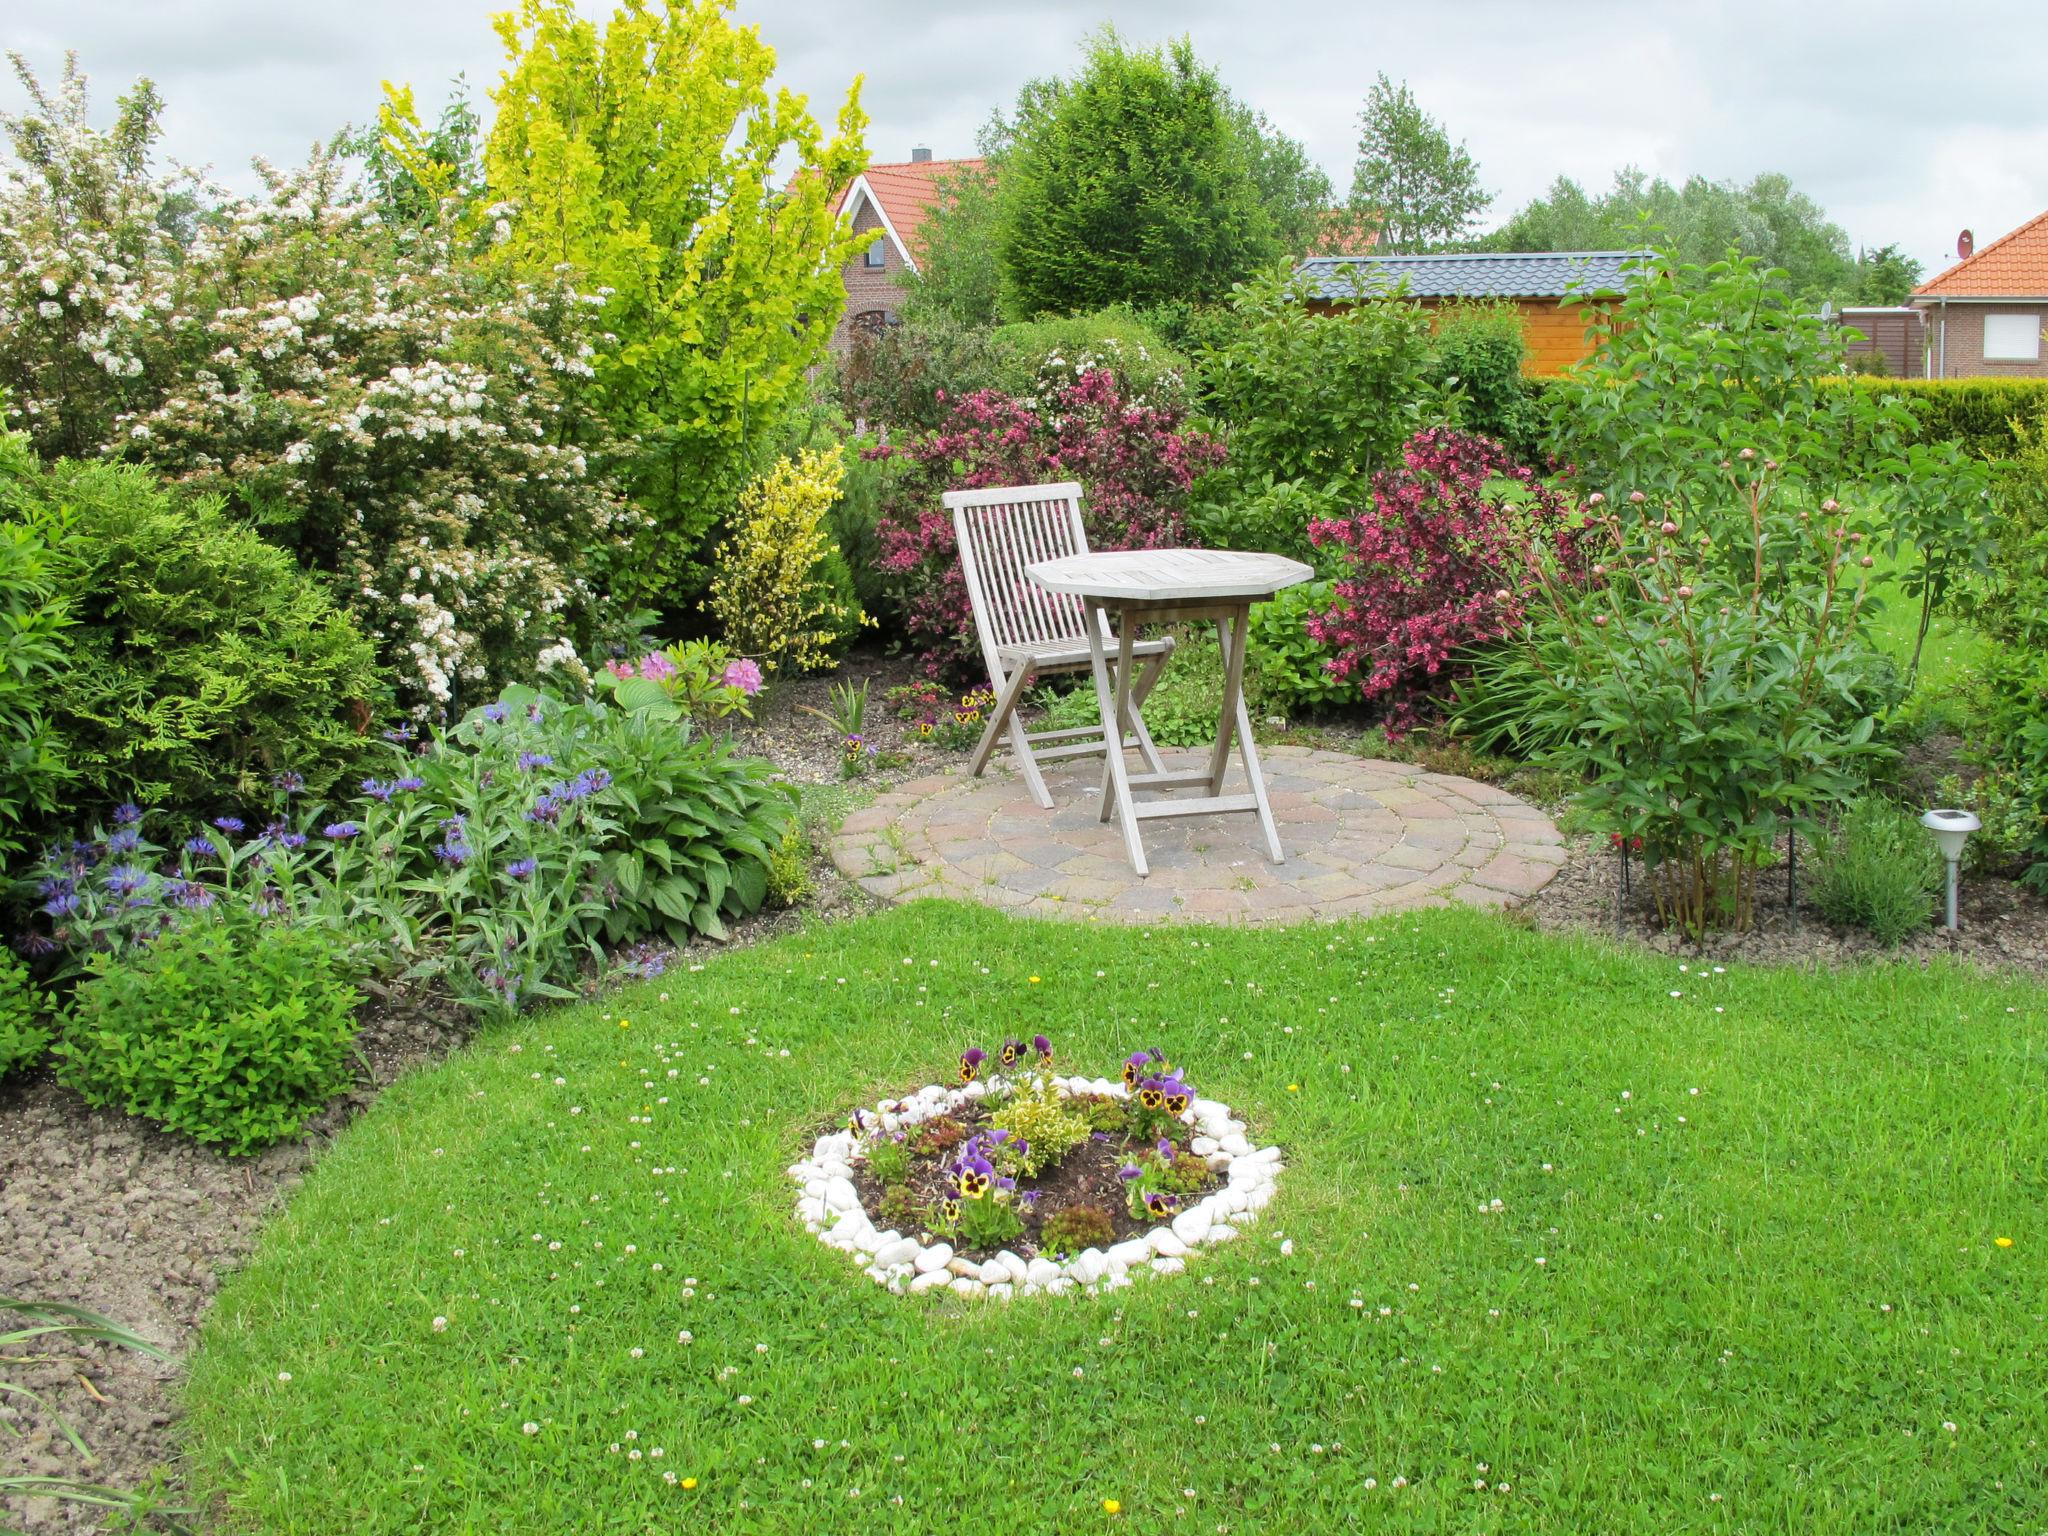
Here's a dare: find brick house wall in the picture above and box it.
[831,195,910,351]
[1919,302,2048,379]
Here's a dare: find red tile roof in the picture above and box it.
[1916,208,2048,299]
[833,158,987,266]
[1305,207,1379,257]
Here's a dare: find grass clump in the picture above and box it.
[1811,797,1943,943]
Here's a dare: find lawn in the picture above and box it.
[181,903,2046,1534]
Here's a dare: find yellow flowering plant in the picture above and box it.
[707,447,868,674]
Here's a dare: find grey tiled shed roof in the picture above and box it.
[1296,250,1644,301]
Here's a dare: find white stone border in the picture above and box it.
[788,1073,1282,1298]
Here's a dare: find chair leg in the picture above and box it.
[970,663,1035,780]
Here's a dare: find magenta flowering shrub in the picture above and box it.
[872,369,1225,676]
[1307,427,1580,734]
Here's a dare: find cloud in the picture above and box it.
[6,0,2045,272]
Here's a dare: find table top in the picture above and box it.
[1025,547,1314,603]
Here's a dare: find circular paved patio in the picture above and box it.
[829,746,1565,925]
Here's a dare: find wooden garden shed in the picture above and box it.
[1295,251,1640,376]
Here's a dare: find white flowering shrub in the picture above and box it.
[0,55,638,716]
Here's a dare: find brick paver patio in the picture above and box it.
[829,746,1565,925]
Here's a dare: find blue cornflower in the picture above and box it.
[165,880,215,911]
[212,816,245,834]
[113,803,142,827]
[394,776,425,794]
[481,702,510,724]
[362,778,396,801]
[505,857,538,880]
[324,822,362,840]
[518,752,554,772]
[183,836,217,856]
[434,838,470,865]
[103,864,148,897]
[527,796,562,825]
[575,768,613,796]
[271,771,306,795]
[383,724,417,743]
[106,826,141,855]
[41,891,80,918]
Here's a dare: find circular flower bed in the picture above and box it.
[790,1038,1283,1298]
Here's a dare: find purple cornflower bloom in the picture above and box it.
[481,702,510,724]
[518,752,554,772]
[106,826,141,855]
[166,880,215,911]
[361,778,397,802]
[505,857,538,879]
[212,816,244,834]
[41,890,80,918]
[113,803,142,826]
[272,771,305,795]
[394,776,425,794]
[16,931,59,958]
[183,836,217,856]
[575,768,612,796]
[434,837,470,865]
[103,864,148,897]
[527,796,562,825]
[324,821,362,840]
[383,725,417,743]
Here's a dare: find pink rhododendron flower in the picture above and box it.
[722,658,763,696]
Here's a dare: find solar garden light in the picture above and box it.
[1919,808,1980,932]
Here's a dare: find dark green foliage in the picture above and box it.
[1038,1204,1116,1257]
[834,316,1005,433]
[56,917,362,1154]
[876,1185,919,1231]
[0,433,73,854]
[900,163,1004,328]
[1042,629,1225,748]
[1447,643,1578,757]
[1247,582,1352,717]
[864,1136,911,1187]
[1850,243,1923,306]
[986,310,1191,407]
[1829,377,2048,460]
[4,456,381,815]
[1429,302,1543,462]
[0,953,49,1080]
[1188,476,1325,568]
[998,35,1280,317]
[1810,799,1941,944]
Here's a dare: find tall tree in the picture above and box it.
[468,0,870,602]
[996,32,1279,318]
[1226,98,1333,257]
[900,161,1003,328]
[1348,74,1490,252]
[1852,243,1923,306]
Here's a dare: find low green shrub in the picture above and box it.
[1247,581,1353,717]
[1430,301,1543,463]
[1037,1204,1116,1258]
[987,308,1191,409]
[1827,377,2048,459]
[0,954,49,1080]
[1040,629,1225,748]
[0,434,71,856]
[1810,798,1941,944]
[56,917,362,1154]
[1187,475,1328,568]
[4,454,382,815]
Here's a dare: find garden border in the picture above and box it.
[790,1075,1282,1297]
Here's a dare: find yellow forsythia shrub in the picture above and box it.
[708,447,868,673]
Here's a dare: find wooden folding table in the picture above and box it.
[1025,548,1314,877]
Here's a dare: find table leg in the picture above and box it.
[1085,599,1148,876]
[1224,606,1285,864]
[1207,606,1249,795]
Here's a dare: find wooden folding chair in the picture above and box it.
[946,482,1174,810]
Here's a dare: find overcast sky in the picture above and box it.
[7,1,2045,277]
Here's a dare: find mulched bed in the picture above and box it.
[844,1094,1217,1262]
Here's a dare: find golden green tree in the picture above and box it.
[472,0,871,602]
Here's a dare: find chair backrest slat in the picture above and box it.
[946,482,1090,668]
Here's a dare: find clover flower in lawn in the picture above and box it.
[958,1047,987,1084]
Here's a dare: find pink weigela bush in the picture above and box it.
[871,368,1224,676]
[1307,427,1580,734]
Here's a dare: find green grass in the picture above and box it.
[182,904,2047,1534]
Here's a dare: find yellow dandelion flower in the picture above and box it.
[681,1476,699,1490]
[1029,975,1041,984]
[1996,1236,2014,1248]
[1287,1083,1300,1092]
[1102,1498,1121,1514]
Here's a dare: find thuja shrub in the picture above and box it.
[1307,427,1577,734]
[872,369,1223,675]
[57,916,362,1154]
[1504,459,1896,936]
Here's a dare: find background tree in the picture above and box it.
[474,0,871,605]
[1485,167,1874,303]
[900,162,1003,328]
[1226,98,1333,257]
[1852,242,1923,306]
[1348,73,1490,252]
[995,32,1278,317]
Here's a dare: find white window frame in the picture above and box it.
[1982,312,2042,363]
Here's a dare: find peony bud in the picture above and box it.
[1660,520,1679,535]
[1676,585,1693,598]
[1859,555,1873,568]
[1628,491,1647,504]
[1592,613,1608,627]
[1738,447,1757,460]
[1586,492,1607,506]
[1591,563,1606,577]
[1821,499,1839,513]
